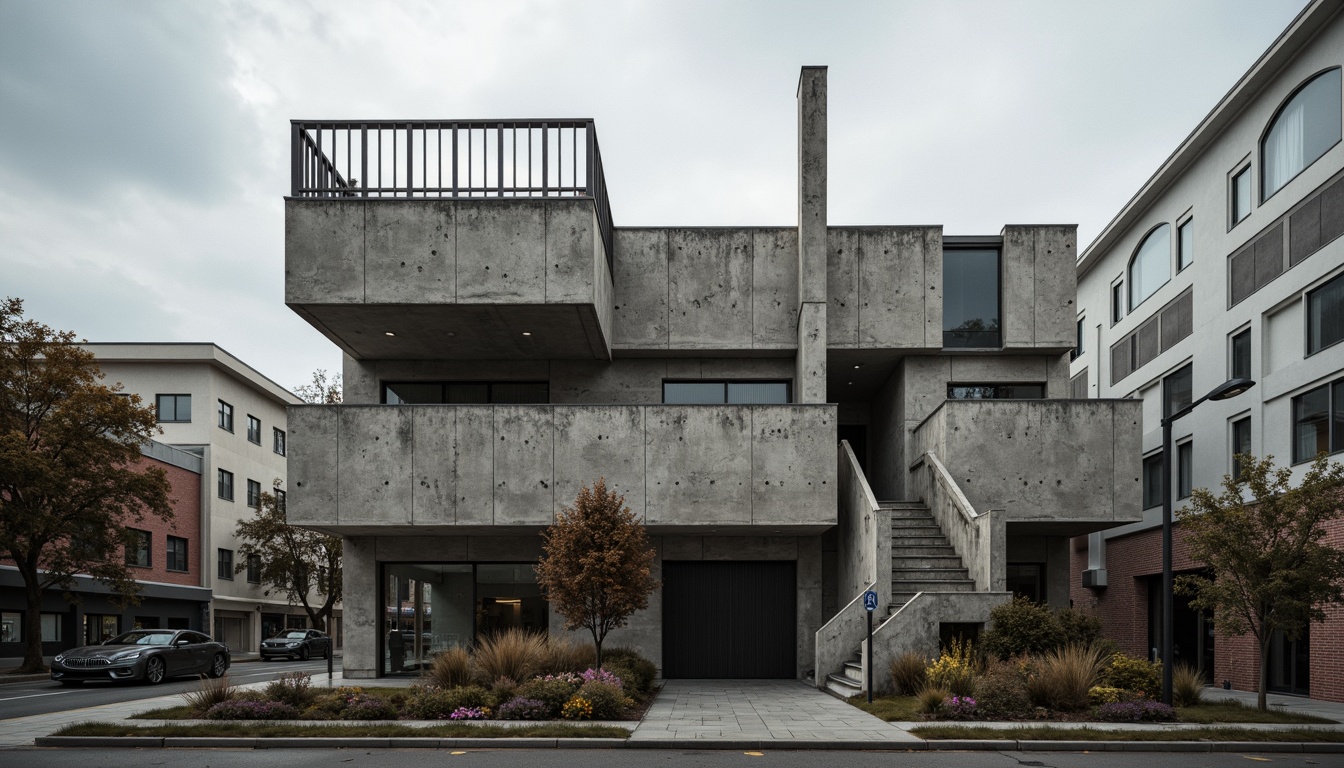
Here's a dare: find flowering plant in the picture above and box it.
[561,696,594,720]
[449,706,490,720]
[941,695,978,720]
[1095,700,1176,722]
[538,672,583,685]
[497,697,551,720]
[580,668,623,688]
[205,700,299,721]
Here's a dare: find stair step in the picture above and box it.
[892,567,969,580]
[887,507,934,520]
[891,555,965,568]
[878,500,925,508]
[891,544,957,557]
[889,525,944,536]
[842,661,864,684]
[826,673,863,697]
[890,580,976,593]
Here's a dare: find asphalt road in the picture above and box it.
[3,749,1343,768]
[0,658,336,720]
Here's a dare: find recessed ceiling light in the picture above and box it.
[447,332,456,337]
[522,332,532,336]
[384,332,395,337]
[848,381,854,385]
[853,364,861,369]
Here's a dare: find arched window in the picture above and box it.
[1128,224,1170,312]
[1262,68,1341,200]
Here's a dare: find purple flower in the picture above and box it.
[580,668,623,688]
[1095,700,1176,722]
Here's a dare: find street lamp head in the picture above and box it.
[1208,377,1256,401]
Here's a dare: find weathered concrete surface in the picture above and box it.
[1001,225,1078,350]
[868,592,1012,694]
[291,403,837,533]
[795,302,827,403]
[341,536,378,678]
[910,399,1143,535]
[286,198,612,360]
[754,229,801,347]
[798,67,827,307]
[909,451,1005,592]
[826,227,943,349]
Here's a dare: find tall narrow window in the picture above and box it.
[1262,68,1342,200]
[1112,282,1124,324]
[1129,224,1171,311]
[1142,452,1164,509]
[247,554,262,583]
[1072,316,1085,360]
[1177,219,1194,271]
[125,529,151,568]
[1232,416,1252,479]
[1307,272,1344,355]
[218,469,234,501]
[1292,384,1330,463]
[943,248,1000,348]
[1231,328,1252,380]
[217,549,234,581]
[217,400,234,432]
[1163,363,1193,419]
[1177,441,1193,500]
[1232,166,1252,225]
[246,415,261,444]
[166,536,188,572]
[247,479,261,508]
[273,428,286,456]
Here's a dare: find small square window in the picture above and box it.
[273,428,286,456]
[247,415,261,444]
[40,613,63,643]
[1232,166,1252,225]
[247,479,261,508]
[0,612,20,643]
[156,394,191,423]
[1178,219,1194,271]
[166,536,188,572]
[218,469,234,501]
[217,549,234,581]
[218,400,234,432]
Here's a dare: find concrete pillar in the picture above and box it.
[341,536,379,678]
[796,66,828,403]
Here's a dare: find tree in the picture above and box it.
[0,298,172,672]
[294,369,341,405]
[234,485,342,632]
[1175,452,1344,710]
[535,478,657,669]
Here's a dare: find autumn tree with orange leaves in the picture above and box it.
[535,479,657,669]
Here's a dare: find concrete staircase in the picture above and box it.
[824,501,976,698]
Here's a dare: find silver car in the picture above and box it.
[49,629,230,686]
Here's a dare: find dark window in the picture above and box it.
[246,479,261,508]
[1177,441,1193,500]
[943,248,1000,348]
[383,382,549,404]
[1130,224,1171,311]
[217,400,234,432]
[1263,68,1342,200]
[1006,563,1045,603]
[125,529,150,568]
[1163,364,1193,419]
[1232,166,1252,225]
[156,394,191,423]
[275,489,286,513]
[1072,316,1085,361]
[1307,272,1344,355]
[662,381,791,404]
[1112,282,1124,324]
[1231,329,1252,381]
[1142,452,1165,509]
[217,549,234,581]
[947,383,1046,399]
[247,415,261,444]
[247,554,262,584]
[218,469,234,501]
[1292,379,1344,463]
[0,612,21,644]
[1178,219,1194,272]
[1232,416,1252,479]
[273,428,286,456]
[166,536,188,572]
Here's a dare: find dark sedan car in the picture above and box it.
[50,629,230,686]
[260,629,332,661]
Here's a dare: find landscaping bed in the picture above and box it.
[910,725,1344,743]
[852,695,1333,726]
[54,721,630,738]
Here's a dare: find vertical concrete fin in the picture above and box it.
[797,66,828,403]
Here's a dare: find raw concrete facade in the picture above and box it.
[285,67,1141,687]
[1071,0,1344,701]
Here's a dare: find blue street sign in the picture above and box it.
[863,590,878,612]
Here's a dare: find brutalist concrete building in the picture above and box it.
[283,68,1141,691]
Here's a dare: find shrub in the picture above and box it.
[516,677,581,717]
[205,700,299,720]
[541,635,596,675]
[577,680,633,719]
[1029,644,1106,712]
[304,692,348,719]
[427,646,474,689]
[603,647,657,694]
[1101,653,1161,700]
[1172,664,1205,707]
[1087,685,1132,706]
[941,695,978,720]
[263,671,313,708]
[342,694,397,720]
[916,685,949,716]
[496,696,551,720]
[1055,608,1104,649]
[1095,700,1177,722]
[982,597,1065,660]
[925,638,978,696]
[889,652,927,696]
[182,673,235,715]
[561,696,594,720]
[405,684,491,720]
[488,676,520,708]
[449,706,490,720]
[974,659,1031,719]
[474,628,548,684]
[580,667,623,688]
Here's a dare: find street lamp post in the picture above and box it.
[1160,376,1255,706]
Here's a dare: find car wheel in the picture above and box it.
[59,680,83,687]
[299,646,310,661]
[144,656,166,685]
[208,654,227,679]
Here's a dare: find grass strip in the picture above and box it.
[54,721,630,739]
[1176,701,1334,724]
[910,725,1344,742]
[847,695,922,722]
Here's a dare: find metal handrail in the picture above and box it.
[290,120,614,276]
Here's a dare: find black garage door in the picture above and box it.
[662,561,796,678]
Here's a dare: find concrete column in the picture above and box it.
[796,66,828,403]
[341,536,379,678]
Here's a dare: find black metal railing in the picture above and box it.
[291,120,614,275]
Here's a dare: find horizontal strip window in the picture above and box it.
[662,380,791,405]
[1109,287,1193,386]
[947,383,1046,399]
[1229,165,1344,308]
[383,382,549,405]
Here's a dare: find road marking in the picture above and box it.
[0,691,72,702]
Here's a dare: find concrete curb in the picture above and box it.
[31,735,1344,752]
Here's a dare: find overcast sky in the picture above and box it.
[0,0,1309,391]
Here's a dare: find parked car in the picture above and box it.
[50,629,230,686]
[260,629,332,661]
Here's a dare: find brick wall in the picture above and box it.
[1071,518,1344,703]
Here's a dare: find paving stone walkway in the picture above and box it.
[629,679,920,742]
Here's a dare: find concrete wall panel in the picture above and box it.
[287,406,339,526]
[545,203,597,305]
[285,201,365,305]
[340,536,378,678]
[752,228,800,347]
[454,407,495,524]
[667,229,754,348]
[553,405,646,521]
[337,407,413,525]
[411,407,456,524]
[752,406,835,524]
[1001,226,1037,348]
[492,406,554,525]
[364,202,455,303]
[645,406,752,525]
[1033,226,1078,348]
[826,229,860,345]
[858,228,927,347]
[455,201,547,303]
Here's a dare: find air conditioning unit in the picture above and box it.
[1082,569,1108,588]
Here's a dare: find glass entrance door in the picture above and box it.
[1269,627,1310,696]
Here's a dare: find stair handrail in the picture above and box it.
[912,450,1005,592]
[814,580,879,691]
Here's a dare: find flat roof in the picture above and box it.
[81,342,303,406]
